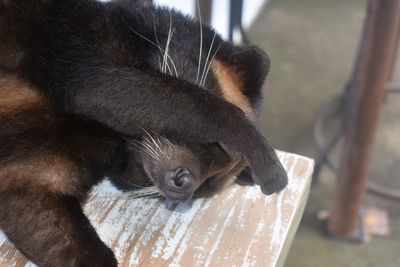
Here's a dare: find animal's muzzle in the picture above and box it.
[162,168,194,201]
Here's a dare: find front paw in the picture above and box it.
[235,167,255,186]
[248,142,288,195]
[258,162,288,195]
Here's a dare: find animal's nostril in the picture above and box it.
[174,170,189,187]
[165,168,192,191]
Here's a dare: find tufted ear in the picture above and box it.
[228,46,270,101]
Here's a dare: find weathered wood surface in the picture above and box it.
[0,152,314,267]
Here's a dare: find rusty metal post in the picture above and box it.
[195,0,213,26]
[328,0,400,237]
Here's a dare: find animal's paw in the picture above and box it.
[235,167,255,186]
[247,141,288,195]
[220,129,288,195]
[258,163,288,195]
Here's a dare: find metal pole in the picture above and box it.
[228,0,244,42]
[328,0,400,237]
[195,0,213,26]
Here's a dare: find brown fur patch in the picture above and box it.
[0,75,80,194]
[211,60,254,120]
[0,154,82,195]
[0,75,47,112]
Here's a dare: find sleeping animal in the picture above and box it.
[0,0,288,265]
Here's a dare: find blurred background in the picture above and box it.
[155,0,400,266]
[249,1,400,266]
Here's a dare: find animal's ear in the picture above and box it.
[216,45,270,110]
[229,46,270,94]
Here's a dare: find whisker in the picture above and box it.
[149,136,163,155]
[124,19,159,50]
[118,179,153,189]
[143,143,160,159]
[168,54,179,78]
[142,134,161,156]
[153,14,172,75]
[157,55,162,70]
[200,32,217,86]
[126,16,176,76]
[195,0,203,84]
[128,139,159,159]
[163,12,174,75]
[165,59,173,76]
[165,11,179,78]
[89,187,163,203]
[201,42,223,87]
[152,14,163,51]
[136,127,164,158]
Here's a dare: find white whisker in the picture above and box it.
[125,19,159,50]
[150,136,163,155]
[201,42,223,87]
[157,55,162,70]
[168,54,179,77]
[156,24,178,77]
[165,60,173,75]
[143,140,160,157]
[128,135,160,159]
[195,0,203,84]
[145,146,160,159]
[139,127,164,157]
[163,12,174,75]
[126,16,177,77]
[200,32,217,86]
[164,10,179,78]
[132,141,159,159]
[90,186,163,203]
[152,14,162,49]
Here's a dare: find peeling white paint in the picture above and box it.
[0,231,7,245]
[169,199,212,266]
[151,199,205,260]
[271,192,284,247]
[204,206,236,267]
[244,185,262,202]
[0,153,314,267]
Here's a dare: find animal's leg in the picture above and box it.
[55,65,287,194]
[0,186,117,266]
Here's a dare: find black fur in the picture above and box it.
[0,0,288,265]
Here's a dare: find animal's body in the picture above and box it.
[0,0,288,265]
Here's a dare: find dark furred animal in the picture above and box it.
[0,0,288,265]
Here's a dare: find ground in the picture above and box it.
[248,0,400,266]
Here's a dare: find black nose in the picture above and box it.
[164,168,193,193]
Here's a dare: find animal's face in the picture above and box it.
[116,3,270,201]
[135,135,245,202]
[130,42,268,201]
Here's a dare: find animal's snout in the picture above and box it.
[162,168,194,201]
[164,168,193,192]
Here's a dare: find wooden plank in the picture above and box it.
[0,152,314,267]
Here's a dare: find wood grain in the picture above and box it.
[0,152,314,267]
